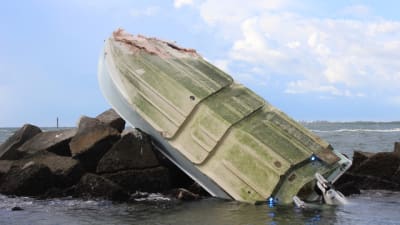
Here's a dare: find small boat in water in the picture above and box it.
[98,29,351,204]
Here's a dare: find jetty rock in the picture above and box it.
[0,162,56,196]
[72,173,129,201]
[17,128,76,157]
[353,152,400,179]
[96,130,171,193]
[0,160,13,178]
[69,116,121,172]
[0,152,84,196]
[0,109,205,201]
[336,145,400,195]
[0,124,42,160]
[96,108,126,133]
[96,130,159,173]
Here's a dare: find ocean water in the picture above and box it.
[0,122,399,225]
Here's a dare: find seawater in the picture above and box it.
[0,122,399,225]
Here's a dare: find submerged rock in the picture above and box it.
[0,124,42,160]
[96,131,159,173]
[96,109,126,133]
[103,167,171,193]
[17,128,76,157]
[73,173,129,201]
[171,188,200,201]
[69,116,120,172]
[11,206,23,211]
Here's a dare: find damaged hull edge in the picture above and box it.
[98,29,352,204]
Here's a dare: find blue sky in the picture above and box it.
[1,0,400,127]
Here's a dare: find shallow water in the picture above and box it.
[0,190,399,225]
[0,122,400,224]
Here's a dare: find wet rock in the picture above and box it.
[96,131,159,173]
[0,160,13,178]
[171,188,200,201]
[336,181,361,196]
[155,150,194,189]
[69,116,120,172]
[11,206,23,211]
[350,151,375,171]
[391,167,400,184]
[130,191,149,199]
[103,167,171,193]
[187,182,209,197]
[15,152,84,188]
[394,142,400,157]
[0,162,55,196]
[335,173,361,196]
[336,172,400,194]
[17,128,77,157]
[353,152,400,179]
[96,109,125,133]
[0,124,42,160]
[73,173,129,201]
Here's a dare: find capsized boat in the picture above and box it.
[98,29,351,204]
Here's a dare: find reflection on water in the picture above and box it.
[1,191,399,225]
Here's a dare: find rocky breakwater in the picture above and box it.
[0,109,204,201]
[336,142,400,196]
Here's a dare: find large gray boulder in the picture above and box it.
[17,128,77,157]
[394,142,400,157]
[0,160,13,178]
[336,173,400,195]
[0,162,56,196]
[96,130,159,174]
[392,167,400,184]
[69,116,120,172]
[73,173,129,201]
[14,152,84,188]
[0,124,42,160]
[350,150,374,171]
[103,167,171,193]
[96,109,125,133]
[353,152,400,179]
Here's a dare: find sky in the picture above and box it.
[1,0,400,127]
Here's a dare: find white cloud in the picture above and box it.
[341,5,371,18]
[285,80,365,97]
[174,0,193,8]
[193,0,400,100]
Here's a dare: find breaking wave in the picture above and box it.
[311,128,400,133]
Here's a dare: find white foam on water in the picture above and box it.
[311,128,400,133]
